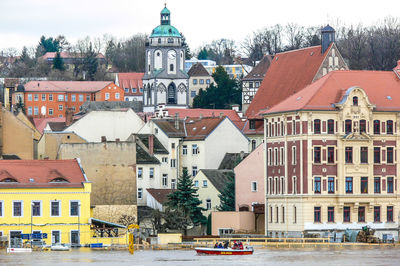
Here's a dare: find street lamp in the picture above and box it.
[78,202,81,246]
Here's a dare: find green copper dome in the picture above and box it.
[150,25,181,38]
[161,7,170,15]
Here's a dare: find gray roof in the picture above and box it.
[136,144,160,164]
[218,152,249,170]
[200,169,234,193]
[76,101,143,115]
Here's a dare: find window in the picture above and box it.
[86,95,90,101]
[374,177,381,193]
[28,94,32,101]
[292,146,296,165]
[0,201,3,217]
[182,145,187,155]
[360,147,368,163]
[352,96,358,106]
[105,93,110,100]
[58,95,64,101]
[41,94,46,101]
[361,177,368,194]
[345,119,352,134]
[327,147,335,163]
[206,79,210,84]
[49,94,53,101]
[137,188,143,199]
[252,140,257,151]
[387,120,393,134]
[13,201,23,217]
[202,180,208,187]
[169,64,174,71]
[374,206,380,222]
[387,177,394,193]
[132,88,137,93]
[34,107,39,115]
[373,120,380,134]
[149,168,154,178]
[191,91,196,98]
[314,119,321,134]
[387,147,394,164]
[314,147,321,163]
[192,144,199,155]
[387,206,394,222]
[358,206,365,222]
[194,180,199,187]
[71,94,76,102]
[314,177,321,193]
[51,201,60,217]
[65,95,68,101]
[249,120,256,130]
[249,82,253,88]
[343,206,350,222]
[276,206,279,223]
[360,120,366,133]
[170,159,176,168]
[125,88,129,93]
[192,166,198,177]
[314,207,321,222]
[115,93,120,99]
[328,207,335,222]
[34,94,38,101]
[374,147,381,163]
[58,105,63,111]
[199,79,204,84]
[172,143,175,149]
[345,177,353,193]
[70,201,79,216]
[251,181,257,192]
[193,79,198,85]
[138,168,143,178]
[328,177,335,193]
[78,95,83,102]
[162,157,168,163]
[345,147,353,163]
[28,107,32,115]
[162,174,168,187]
[72,106,76,112]
[206,199,211,210]
[49,109,53,115]
[32,201,41,216]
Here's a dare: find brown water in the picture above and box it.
[0,247,399,265]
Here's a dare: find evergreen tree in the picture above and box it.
[217,174,235,211]
[197,47,209,60]
[83,42,98,80]
[193,66,241,109]
[166,168,206,234]
[52,52,65,71]
[15,97,26,114]
[181,33,192,60]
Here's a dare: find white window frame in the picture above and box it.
[170,159,176,168]
[149,168,154,178]
[79,94,84,102]
[69,200,80,217]
[28,107,32,115]
[50,200,61,217]
[182,145,187,155]
[34,94,38,101]
[194,180,199,187]
[28,94,32,101]
[51,230,61,245]
[138,167,143,178]
[34,106,39,115]
[202,180,208,187]
[192,166,198,177]
[292,146,297,165]
[192,144,199,155]
[49,108,53,115]
[31,200,42,217]
[59,104,63,111]
[162,174,168,187]
[251,181,258,192]
[137,188,143,199]
[115,93,120,99]
[49,94,53,101]
[12,200,23,217]
[105,93,110,100]
[41,94,46,101]
[57,95,64,101]
[71,94,76,102]
[206,199,212,210]
[162,157,168,163]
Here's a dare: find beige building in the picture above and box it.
[262,70,400,240]
[58,140,137,223]
[38,132,87,159]
[194,169,233,216]
[187,63,214,106]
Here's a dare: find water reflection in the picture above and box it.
[1,247,400,266]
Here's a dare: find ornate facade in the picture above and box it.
[143,6,189,113]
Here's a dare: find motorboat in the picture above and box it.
[195,246,254,255]
[6,247,32,253]
[50,243,70,251]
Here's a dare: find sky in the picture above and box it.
[0,0,399,55]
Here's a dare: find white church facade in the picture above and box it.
[143,6,189,113]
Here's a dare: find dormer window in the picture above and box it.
[352,96,358,106]
[1,178,18,182]
[50,178,69,183]
[249,120,256,130]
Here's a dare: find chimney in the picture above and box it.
[321,25,335,54]
[148,135,154,155]
[65,107,74,126]
[231,104,239,112]
[174,113,179,130]
[101,136,107,142]
[199,114,203,119]
[219,112,224,118]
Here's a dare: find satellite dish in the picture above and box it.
[41,106,46,116]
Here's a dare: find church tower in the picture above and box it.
[143,5,189,113]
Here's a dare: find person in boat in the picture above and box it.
[223,241,229,249]
[218,242,223,248]
[214,242,219,248]
[238,241,244,250]
[232,241,238,249]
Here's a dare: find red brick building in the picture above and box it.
[22,81,124,118]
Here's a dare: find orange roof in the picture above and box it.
[117,72,144,96]
[246,45,330,118]
[24,81,114,93]
[33,117,65,134]
[0,159,87,188]
[262,70,400,115]
[40,52,105,60]
[166,108,242,122]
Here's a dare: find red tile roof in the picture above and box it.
[117,72,144,96]
[24,81,114,92]
[242,55,273,81]
[166,108,242,122]
[246,45,330,118]
[39,52,105,60]
[262,70,400,115]
[33,117,65,134]
[0,159,87,188]
[146,188,176,204]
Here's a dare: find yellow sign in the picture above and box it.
[129,233,134,254]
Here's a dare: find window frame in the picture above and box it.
[374,147,381,164]
[137,167,143,178]
[387,147,394,164]
[314,119,321,134]
[343,206,351,222]
[386,120,393,134]
[12,200,23,217]
[314,147,321,164]
[314,177,321,194]
[358,206,365,222]
[50,200,61,217]
[327,119,334,134]
[31,200,42,217]
[345,177,353,194]
[328,177,335,193]
[69,200,80,217]
[327,147,335,163]
[251,181,258,192]
[387,206,394,222]
[374,177,381,194]
[360,147,368,164]
[374,206,380,222]
[328,207,335,222]
[345,147,353,164]
[387,177,394,193]
[314,206,321,223]
[361,177,368,194]
[373,120,380,134]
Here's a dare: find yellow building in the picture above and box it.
[0,159,94,246]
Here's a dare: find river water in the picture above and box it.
[1,247,399,265]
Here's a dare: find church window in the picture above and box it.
[170,64,174,71]
[168,38,173,43]
[353,96,358,106]
[158,38,161,44]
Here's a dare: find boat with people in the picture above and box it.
[195,240,254,255]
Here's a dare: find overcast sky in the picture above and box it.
[1,0,399,55]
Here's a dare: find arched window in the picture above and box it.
[1,178,18,182]
[353,96,358,106]
[167,83,176,104]
[169,64,174,71]
[167,38,173,43]
[50,178,69,183]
